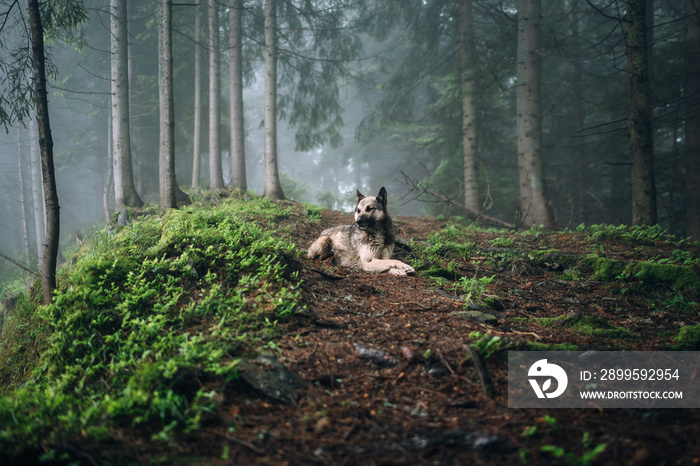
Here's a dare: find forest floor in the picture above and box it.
[134,206,700,465]
[2,197,700,465]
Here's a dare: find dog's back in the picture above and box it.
[308,224,358,267]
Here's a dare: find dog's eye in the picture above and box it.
[366,207,374,212]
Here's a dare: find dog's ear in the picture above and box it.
[356,190,365,202]
[377,187,387,205]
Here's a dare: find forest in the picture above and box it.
[0,0,699,464]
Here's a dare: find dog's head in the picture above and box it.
[354,187,388,231]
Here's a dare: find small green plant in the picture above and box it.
[522,425,537,438]
[489,236,514,248]
[658,249,700,266]
[540,439,607,466]
[459,274,495,306]
[303,203,324,222]
[468,331,502,358]
[541,414,557,429]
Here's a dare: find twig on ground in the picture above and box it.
[218,433,264,455]
[308,267,345,280]
[435,348,455,376]
[464,345,493,398]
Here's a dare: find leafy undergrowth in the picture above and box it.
[0,192,699,464]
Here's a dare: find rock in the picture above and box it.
[402,429,511,453]
[449,310,499,324]
[238,355,306,405]
[353,343,399,368]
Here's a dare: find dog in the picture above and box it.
[308,187,415,276]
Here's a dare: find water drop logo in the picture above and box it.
[528,359,568,399]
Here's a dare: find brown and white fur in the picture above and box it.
[307,187,415,276]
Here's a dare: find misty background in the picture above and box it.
[1,0,697,292]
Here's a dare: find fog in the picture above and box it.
[1,0,697,291]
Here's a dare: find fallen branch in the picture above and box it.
[308,266,345,280]
[0,251,38,275]
[435,348,455,376]
[396,171,515,229]
[464,345,493,398]
[218,433,264,455]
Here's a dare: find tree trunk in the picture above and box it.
[459,0,480,214]
[111,0,143,209]
[29,118,43,263]
[104,94,114,223]
[625,0,657,226]
[192,0,202,189]
[159,0,177,211]
[263,0,284,199]
[516,0,553,229]
[685,0,700,240]
[208,0,225,190]
[229,0,247,190]
[28,0,60,304]
[572,0,587,224]
[17,127,30,264]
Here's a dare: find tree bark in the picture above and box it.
[572,0,587,224]
[516,0,553,229]
[229,0,247,190]
[625,0,657,226]
[459,0,480,214]
[29,109,43,263]
[28,0,60,304]
[685,0,700,240]
[192,0,202,189]
[263,0,284,199]
[159,0,177,211]
[111,0,143,209]
[208,0,225,190]
[104,94,114,223]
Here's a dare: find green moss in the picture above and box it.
[524,341,579,351]
[0,295,49,393]
[583,224,669,245]
[525,250,579,269]
[418,266,460,281]
[583,255,625,281]
[628,261,700,298]
[0,197,307,461]
[676,324,700,350]
[584,255,700,299]
[537,314,636,340]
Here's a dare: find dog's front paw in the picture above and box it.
[389,262,415,276]
[388,267,408,276]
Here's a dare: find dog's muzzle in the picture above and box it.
[355,216,372,229]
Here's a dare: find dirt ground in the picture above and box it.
[128,209,700,465]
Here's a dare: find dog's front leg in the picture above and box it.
[358,246,415,276]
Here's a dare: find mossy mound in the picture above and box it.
[537,314,636,340]
[584,256,700,299]
[0,196,307,460]
[676,324,700,350]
